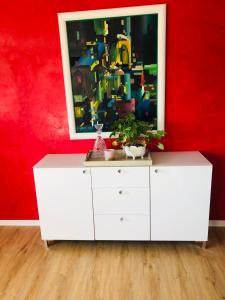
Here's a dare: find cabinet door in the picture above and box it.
[34,168,94,240]
[150,166,212,241]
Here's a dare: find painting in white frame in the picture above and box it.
[58,4,166,139]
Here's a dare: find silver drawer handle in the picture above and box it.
[118,190,123,195]
[117,169,121,173]
[120,217,124,222]
[154,169,158,173]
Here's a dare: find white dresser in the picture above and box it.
[33,152,212,245]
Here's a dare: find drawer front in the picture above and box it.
[94,215,150,240]
[91,167,149,188]
[93,188,150,215]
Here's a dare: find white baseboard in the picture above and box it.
[209,220,225,227]
[0,220,224,227]
[0,220,40,226]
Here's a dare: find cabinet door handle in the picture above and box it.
[154,169,158,173]
[120,217,124,222]
[82,169,86,174]
[118,190,123,195]
[117,169,121,173]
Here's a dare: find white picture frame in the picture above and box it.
[58,4,166,139]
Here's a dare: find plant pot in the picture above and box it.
[123,144,146,160]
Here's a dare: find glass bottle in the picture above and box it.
[92,123,107,158]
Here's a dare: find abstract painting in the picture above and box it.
[58,5,166,139]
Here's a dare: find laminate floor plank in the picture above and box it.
[0,227,224,300]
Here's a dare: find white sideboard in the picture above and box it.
[33,152,212,245]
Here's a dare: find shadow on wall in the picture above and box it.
[202,152,225,220]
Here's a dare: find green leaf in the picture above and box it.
[157,142,164,150]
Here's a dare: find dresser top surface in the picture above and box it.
[151,152,212,166]
[33,151,212,168]
[33,154,87,168]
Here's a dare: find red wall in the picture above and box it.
[0,0,225,220]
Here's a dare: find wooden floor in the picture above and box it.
[0,227,225,300]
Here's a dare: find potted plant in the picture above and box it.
[110,112,165,160]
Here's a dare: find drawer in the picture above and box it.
[93,188,150,215]
[91,167,149,188]
[94,215,150,240]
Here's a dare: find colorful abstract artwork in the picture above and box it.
[58,5,166,139]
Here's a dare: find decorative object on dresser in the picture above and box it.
[110,112,165,160]
[57,4,166,139]
[33,152,212,248]
[92,123,107,158]
[104,149,115,161]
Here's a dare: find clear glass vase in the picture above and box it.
[92,123,107,158]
